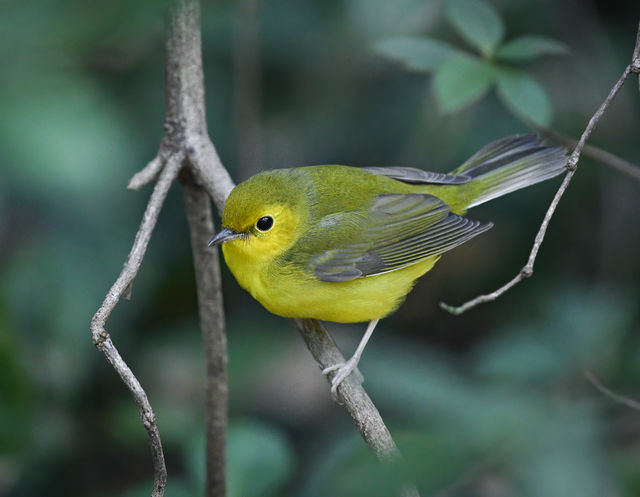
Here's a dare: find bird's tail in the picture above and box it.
[450,135,567,209]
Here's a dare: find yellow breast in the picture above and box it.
[222,239,439,323]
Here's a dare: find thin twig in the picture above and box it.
[92,152,182,336]
[441,21,640,315]
[295,319,420,497]
[182,170,228,497]
[128,154,165,190]
[91,153,182,497]
[585,370,640,411]
[540,128,640,182]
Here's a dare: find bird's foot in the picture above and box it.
[322,356,360,398]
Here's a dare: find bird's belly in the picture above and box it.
[234,256,440,323]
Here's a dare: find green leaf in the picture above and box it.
[433,55,495,113]
[445,0,504,56]
[496,69,553,126]
[227,421,295,497]
[374,36,461,72]
[496,35,569,61]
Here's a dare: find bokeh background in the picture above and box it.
[1,0,639,496]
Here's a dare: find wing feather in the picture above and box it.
[305,193,492,282]
[363,166,471,185]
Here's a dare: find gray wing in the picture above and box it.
[362,166,472,185]
[306,193,492,282]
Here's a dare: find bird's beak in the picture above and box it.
[208,227,245,247]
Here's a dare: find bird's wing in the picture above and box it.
[304,193,492,282]
[362,166,471,185]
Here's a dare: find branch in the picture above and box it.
[129,0,234,211]
[295,320,420,497]
[585,370,640,411]
[189,135,234,212]
[182,171,228,497]
[163,1,231,495]
[90,153,182,497]
[91,1,232,496]
[165,0,234,212]
[441,20,640,316]
[128,155,164,191]
[295,319,398,462]
[539,129,640,182]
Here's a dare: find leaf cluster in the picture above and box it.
[375,0,568,126]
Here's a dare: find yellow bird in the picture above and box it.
[209,135,566,394]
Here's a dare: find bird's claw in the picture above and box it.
[322,358,358,398]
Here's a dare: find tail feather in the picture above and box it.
[452,135,567,208]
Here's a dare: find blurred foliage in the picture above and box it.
[375,0,568,125]
[1,0,639,496]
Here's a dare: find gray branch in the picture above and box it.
[164,0,234,212]
[585,370,640,411]
[539,128,640,182]
[295,320,399,462]
[294,320,419,496]
[182,172,228,497]
[441,19,640,316]
[161,1,232,495]
[91,1,232,496]
[90,153,182,497]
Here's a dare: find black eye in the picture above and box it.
[256,216,274,231]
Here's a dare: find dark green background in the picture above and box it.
[1,1,639,496]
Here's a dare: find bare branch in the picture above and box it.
[163,2,230,495]
[182,171,228,497]
[440,266,534,316]
[188,135,234,213]
[540,129,640,182]
[295,319,420,497]
[294,319,398,461]
[91,153,182,497]
[632,20,640,68]
[441,21,640,315]
[92,153,182,336]
[164,0,234,213]
[91,1,233,495]
[585,370,640,411]
[128,154,165,191]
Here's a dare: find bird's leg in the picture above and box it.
[322,319,379,397]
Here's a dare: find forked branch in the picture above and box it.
[441,20,640,315]
[90,153,182,497]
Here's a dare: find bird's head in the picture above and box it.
[209,170,307,261]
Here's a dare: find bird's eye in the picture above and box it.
[256,216,274,231]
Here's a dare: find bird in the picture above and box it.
[208,134,566,395]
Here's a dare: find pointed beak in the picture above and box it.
[208,227,245,247]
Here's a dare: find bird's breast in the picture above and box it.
[222,239,440,323]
